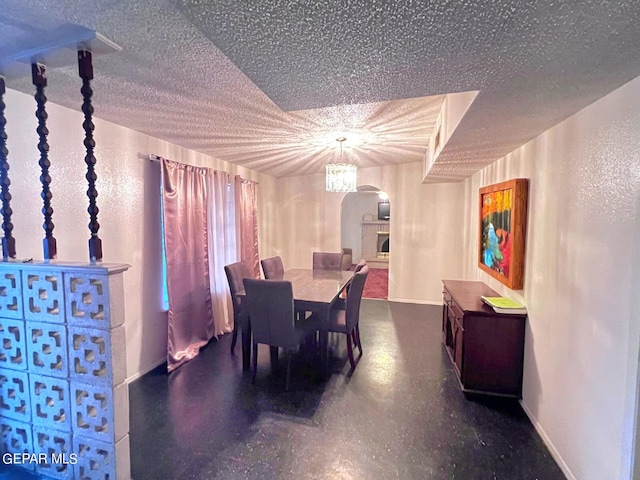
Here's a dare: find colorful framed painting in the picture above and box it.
[478,179,529,289]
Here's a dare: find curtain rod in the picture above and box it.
[146,154,258,185]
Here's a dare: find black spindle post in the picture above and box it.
[32,63,57,260]
[0,76,16,260]
[78,50,102,262]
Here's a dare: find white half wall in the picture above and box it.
[461,75,640,480]
[4,88,277,381]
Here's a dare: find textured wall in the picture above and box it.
[4,88,278,380]
[276,162,465,303]
[461,75,640,479]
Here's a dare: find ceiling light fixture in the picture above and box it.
[326,136,357,192]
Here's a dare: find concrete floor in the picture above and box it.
[1,300,564,479]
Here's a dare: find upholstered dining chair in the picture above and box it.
[224,261,252,354]
[354,258,367,273]
[341,258,367,300]
[312,251,343,270]
[242,278,321,390]
[261,255,285,279]
[328,265,369,371]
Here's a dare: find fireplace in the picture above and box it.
[377,231,389,259]
[361,220,390,263]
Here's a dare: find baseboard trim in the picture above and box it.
[387,297,442,306]
[519,399,576,480]
[125,357,166,384]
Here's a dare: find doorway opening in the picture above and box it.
[340,185,390,299]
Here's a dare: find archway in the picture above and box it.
[340,185,390,299]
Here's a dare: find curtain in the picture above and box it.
[161,159,214,372]
[206,170,238,335]
[235,176,260,278]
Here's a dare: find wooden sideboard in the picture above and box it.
[442,280,526,398]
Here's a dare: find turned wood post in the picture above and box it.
[32,63,57,260]
[0,76,16,260]
[79,50,103,262]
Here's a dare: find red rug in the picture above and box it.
[350,265,388,299]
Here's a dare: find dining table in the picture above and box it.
[237,268,354,374]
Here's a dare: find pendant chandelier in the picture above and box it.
[326,136,357,192]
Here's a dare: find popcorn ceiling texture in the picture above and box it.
[1,0,640,179]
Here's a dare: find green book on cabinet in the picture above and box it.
[480,296,527,314]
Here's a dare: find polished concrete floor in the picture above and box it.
[1,300,565,479]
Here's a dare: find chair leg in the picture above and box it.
[270,346,279,372]
[230,324,238,353]
[242,321,252,371]
[285,351,292,391]
[355,324,363,353]
[252,343,258,384]
[346,334,356,370]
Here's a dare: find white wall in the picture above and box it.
[273,74,640,478]
[4,88,278,381]
[460,75,640,480]
[276,162,465,304]
[340,191,380,261]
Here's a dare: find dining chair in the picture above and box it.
[242,278,321,390]
[312,251,343,270]
[341,258,367,300]
[327,265,369,370]
[354,258,367,273]
[261,255,285,279]
[224,261,252,354]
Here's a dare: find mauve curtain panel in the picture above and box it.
[235,176,260,278]
[162,158,214,372]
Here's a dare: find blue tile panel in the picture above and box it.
[64,274,110,329]
[21,271,64,324]
[0,269,23,319]
[0,318,27,371]
[29,375,70,431]
[0,369,30,422]
[25,322,68,379]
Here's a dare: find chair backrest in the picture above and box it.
[345,265,369,331]
[341,248,353,270]
[224,261,253,315]
[354,258,367,273]
[242,278,297,348]
[313,251,343,271]
[261,256,285,279]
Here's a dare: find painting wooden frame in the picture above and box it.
[478,178,529,290]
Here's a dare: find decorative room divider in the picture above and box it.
[0,262,130,479]
[0,30,129,480]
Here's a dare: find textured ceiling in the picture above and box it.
[1,1,640,180]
